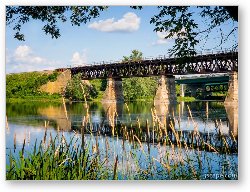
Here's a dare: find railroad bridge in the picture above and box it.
[70,51,238,105]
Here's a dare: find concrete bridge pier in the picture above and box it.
[224,72,238,106]
[102,78,124,103]
[154,75,177,104]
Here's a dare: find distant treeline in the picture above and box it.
[65,73,159,101]
[6,71,193,102]
[6,71,160,102]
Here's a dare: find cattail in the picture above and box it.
[62,96,68,120]
[113,155,118,180]
[21,138,26,158]
[14,133,16,151]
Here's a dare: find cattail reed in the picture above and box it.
[13,132,16,152]
[21,138,26,158]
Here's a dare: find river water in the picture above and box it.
[5,101,238,179]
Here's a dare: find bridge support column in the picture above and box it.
[154,75,176,104]
[224,72,238,106]
[102,78,124,103]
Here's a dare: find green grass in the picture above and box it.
[177,96,196,102]
[6,95,64,103]
[6,133,115,180]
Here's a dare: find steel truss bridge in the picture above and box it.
[70,51,238,80]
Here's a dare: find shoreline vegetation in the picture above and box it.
[6,96,197,103]
[6,71,198,103]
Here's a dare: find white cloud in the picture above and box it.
[13,45,45,64]
[88,12,140,32]
[14,45,32,59]
[6,49,10,64]
[70,49,87,66]
[152,31,171,46]
[157,31,170,39]
[6,45,62,73]
[152,29,186,46]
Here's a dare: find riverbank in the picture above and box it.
[7,96,197,104]
[6,95,64,103]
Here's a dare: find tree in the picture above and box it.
[6,6,238,57]
[6,71,59,98]
[149,6,238,57]
[64,74,97,101]
[122,50,158,101]
[123,50,143,62]
[6,6,107,41]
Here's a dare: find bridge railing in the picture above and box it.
[70,48,238,68]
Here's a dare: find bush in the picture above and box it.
[64,74,98,101]
[122,77,158,101]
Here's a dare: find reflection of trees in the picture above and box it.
[6,102,61,117]
[224,104,238,138]
[186,102,227,120]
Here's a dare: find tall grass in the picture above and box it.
[6,103,238,180]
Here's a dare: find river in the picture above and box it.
[5,101,238,180]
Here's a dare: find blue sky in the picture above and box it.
[6,6,238,73]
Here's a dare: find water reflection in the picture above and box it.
[6,101,238,138]
[153,103,176,131]
[38,105,71,131]
[6,102,238,156]
[102,102,123,129]
[224,104,238,138]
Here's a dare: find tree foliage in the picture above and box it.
[6,6,238,57]
[122,50,158,101]
[6,71,59,98]
[123,50,143,62]
[6,6,107,41]
[64,74,97,101]
[149,6,238,57]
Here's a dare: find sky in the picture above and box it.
[5,6,238,73]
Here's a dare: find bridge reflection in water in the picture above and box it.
[36,101,238,153]
[38,105,71,131]
[224,104,238,138]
